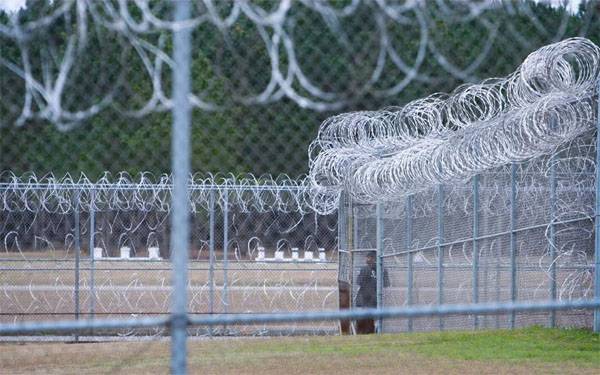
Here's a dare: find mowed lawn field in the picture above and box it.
[0,327,598,374]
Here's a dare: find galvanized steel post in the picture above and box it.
[406,195,414,332]
[437,185,444,331]
[170,0,192,372]
[376,202,384,334]
[209,188,216,336]
[353,205,359,251]
[337,193,345,251]
[338,192,348,252]
[337,192,351,334]
[510,163,518,329]
[223,189,229,332]
[74,190,81,342]
[472,175,480,329]
[595,80,600,333]
[549,155,557,328]
[89,188,96,320]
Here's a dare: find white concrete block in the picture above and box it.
[256,246,265,261]
[93,247,103,259]
[120,246,131,259]
[148,247,160,259]
[318,248,326,261]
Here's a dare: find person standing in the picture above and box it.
[355,251,389,334]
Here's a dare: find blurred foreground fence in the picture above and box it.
[3,1,600,374]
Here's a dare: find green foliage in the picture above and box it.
[2,1,600,179]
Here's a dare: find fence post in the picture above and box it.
[353,205,359,251]
[437,184,444,331]
[223,188,229,333]
[376,202,384,334]
[406,195,414,332]
[74,190,81,342]
[338,193,345,251]
[209,188,215,336]
[496,234,501,329]
[472,175,480,329]
[337,192,352,335]
[594,80,600,333]
[510,163,517,329]
[89,188,96,321]
[352,201,358,331]
[549,155,557,328]
[170,0,192,372]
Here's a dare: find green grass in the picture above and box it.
[198,326,599,365]
[1,327,599,374]
[402,326,600,364]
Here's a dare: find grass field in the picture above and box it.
[0,327,598,374]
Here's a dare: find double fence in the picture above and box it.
[339,140,600,334]
[3,2,600,374]
[0,182,338,336]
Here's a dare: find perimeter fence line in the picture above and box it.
[0,180,338,335]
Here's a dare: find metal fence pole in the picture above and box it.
[483,234,489,328]
[209,188,216,336]
[171,0,192,372]
[74,190,81,342]
[353,205,359,251]
[472,175,480,329]
[337,192,351,335]
[495,234,501,329]
[549,156,557,328]
[510,163,518,329]
[437,184,444,331]
[595,80,600,333]
[406,195,414,332]
[376,202,384,334]
[223,189,229,333]
[338,193,345,251]
[352,201,358,324]
[347,193,354,253]
[89,188,96,321]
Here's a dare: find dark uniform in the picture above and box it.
[355,255,389,334]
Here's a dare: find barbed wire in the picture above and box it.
[308,37,600,214]
[1,1,588,130]
[1,1,597,338]
[0,171,313,214]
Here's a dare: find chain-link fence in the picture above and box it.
[3,1,600,372]
[339,134,596,333]
[0,176,338,335]
[2,1,600,178]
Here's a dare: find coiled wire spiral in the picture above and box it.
[308,38,600,214]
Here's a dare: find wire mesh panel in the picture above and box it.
[347,133,597,333]
[6,1,600,179]
[2,1,600,359]
[0,181,338,336]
